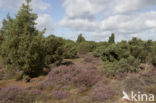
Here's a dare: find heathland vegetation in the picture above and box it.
[0,0,156,103]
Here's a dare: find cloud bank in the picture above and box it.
[60,0,156,41]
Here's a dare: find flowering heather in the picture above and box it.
[73,69,99,88]
[40,65,80,89]
[51,90,69,100]
[90,83,114,101]
[40,64,99,90]
[0,86,42,103]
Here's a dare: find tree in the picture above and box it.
[0,0,46,77]
[108,33,115,44]
[76,34,85,43]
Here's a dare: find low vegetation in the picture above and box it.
[0,0,155,103]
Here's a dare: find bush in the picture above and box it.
[40,64,99,90]
[73,69,99,88]
[44,35,64,65]
[103,57,140,77]
[39,65,80,89]
[77,42,95,54]
[63,40,77,59]
[90,83,114,101]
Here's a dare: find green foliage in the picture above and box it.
[44,35,64,65]
[77,41,96,54]
[63,40,78,59]
[0,1,46,77]
[108,33,115,44]
[103,57,140,77]
[94,37,156,76]
[76,34,85,43]
[93,42,109,57]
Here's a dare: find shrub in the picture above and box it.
[77,41,96,54]
[44,35,64,66]
[77,42,91,54]
[40,65,80,89]
[40,64,99,90]
[63,40,77,59]
[90,83,114,101]
[103,58,140,77]
[73,69,99,88]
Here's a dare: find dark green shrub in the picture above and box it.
[77,42,96,54]
[103,57,140,77]
[63,40,77,59]
[44,35,64,65]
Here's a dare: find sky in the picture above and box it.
[0,0,156,42]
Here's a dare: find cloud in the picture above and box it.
[60,11,156,34]
[0,0,54,35]
[36,14,55,34]
[0,0,22,10]
[146,20,156,28]
[60,0,156,41]
[63,0,111,19]
[60,17,98,32]
[0,0,50,12]
[114,0,156,13]
[30,0,50,12]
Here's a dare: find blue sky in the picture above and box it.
[0,0,156,42]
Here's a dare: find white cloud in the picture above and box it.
[63,0,111,19]
[31,0,50,12]
[0,0,22,10]
[114,0,156,13]
[0,0,50,12]
[60,0,156,41]
[60,11,156,34]
[146,20,156,28]
[36,14,55,34]
[60,17,98,32]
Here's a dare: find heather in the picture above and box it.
[0,0,155,103]
[0,86,42,103]
[90,83,114,101]
[51,90,70,100]
[40,62,100,90]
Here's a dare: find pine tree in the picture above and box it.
[0,0,45,77]
[108,33,115,44]
[76,34,86,43]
